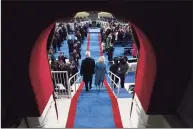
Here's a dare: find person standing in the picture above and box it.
[80,51,95,91]
[132,43,137,58]
[107,45,114,62]
[109,57,119,88]
[67,36,74,54]
[52,35,57,53]
[117,56,129,88]
[94,56,107,91]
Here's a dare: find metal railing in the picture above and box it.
[51,71,70,99]
[68,71,82,98]
[107,71,121,98]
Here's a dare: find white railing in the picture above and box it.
[51,71,71,99]
[68,71,82,98]
[107,71,121,98]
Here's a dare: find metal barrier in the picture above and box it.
[68,71,82,98]
[107,71,121,98]
[51,71,70,99]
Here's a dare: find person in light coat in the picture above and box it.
[94,56,107,91]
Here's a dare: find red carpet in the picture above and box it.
[65,82,84,128]
[66,33,123,128]
[98,33,123,128]
[104,80,123,128]
[65,34,90,128]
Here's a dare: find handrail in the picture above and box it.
[107,71,121,98]
[51,71,70,99]
[68,71,82,98]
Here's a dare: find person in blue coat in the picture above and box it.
[94,56,107,91]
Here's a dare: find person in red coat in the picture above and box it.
[131,43,138,58]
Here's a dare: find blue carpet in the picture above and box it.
[114,88,132,98]
[74,87,115,128]
[74,32,116,128]
[125,72,135,83]
[104,77,132,98]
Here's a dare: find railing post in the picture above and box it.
[117,78,121,98]
[110,72,112,89]
[75,74,77,92]
[66,71,71,99]
[113,73,115,91]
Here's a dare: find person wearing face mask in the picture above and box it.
[117,56,129,88]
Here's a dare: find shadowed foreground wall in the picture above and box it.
[29,23,55,115]
[2,1,192,120]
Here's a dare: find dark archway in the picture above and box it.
[2,1,192,126]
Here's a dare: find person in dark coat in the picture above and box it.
[83,24,88,37]
[51,61,58,71]
[79,26,85,41]
[107,45,114,62]
[117,56,129,88]
[67,23,70,34]
[69,61,79,86]
[111,32,116,45]
[56,60,72,90]
[67,36,74,54]
[59,28,64,43]
[62,25,67,40]
[80,51,95,91]
[124,31,130,46]
[52,35,57,53]
[56,33,61,51]
[109,57,119,88]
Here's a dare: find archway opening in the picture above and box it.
[29,11,156,128]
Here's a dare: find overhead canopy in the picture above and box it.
[98,12,113,18]
[74,11,89,18]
